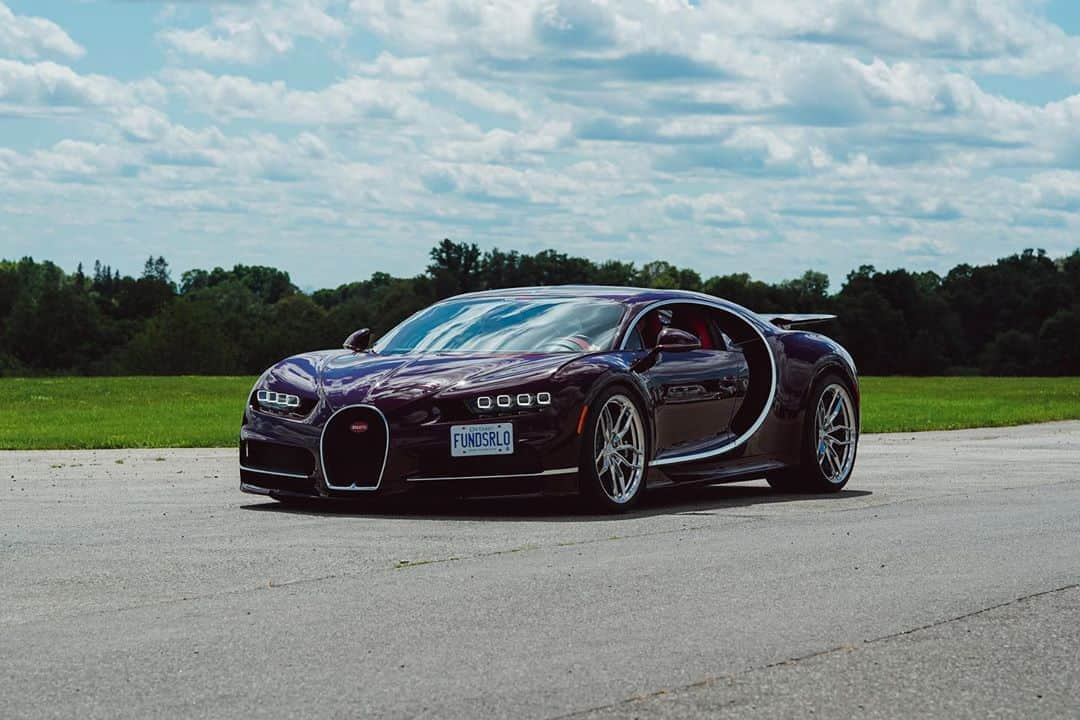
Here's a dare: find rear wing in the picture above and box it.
[761,313,837,330]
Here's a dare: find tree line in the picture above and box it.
[1,240,1078,376]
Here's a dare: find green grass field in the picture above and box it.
[0,377,253,450]
[859,376,1080,433]
[0,376,1078,450]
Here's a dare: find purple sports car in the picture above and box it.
[240,286,859,511]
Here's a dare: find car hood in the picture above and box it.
[267,350,581,414]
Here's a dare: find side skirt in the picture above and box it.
[650,458,787,488]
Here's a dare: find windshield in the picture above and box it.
[373,298,626,354]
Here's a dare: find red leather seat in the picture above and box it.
[686,316,714,349]
[640,310,713,349]
[642,313,664,347]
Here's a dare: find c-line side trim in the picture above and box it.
[319,403,390,491]
[617,298,778,468]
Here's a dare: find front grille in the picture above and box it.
[321,406,389,490]
[242,440,315,477]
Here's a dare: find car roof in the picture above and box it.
[447,285,725,306]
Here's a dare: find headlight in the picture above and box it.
[256,390,301,410]
[251,388,317,418]
[471,391,552,414]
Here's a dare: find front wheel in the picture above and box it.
[768,374,858,493]
[579,388,649,512]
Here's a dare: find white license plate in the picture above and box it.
[450,423,514,457]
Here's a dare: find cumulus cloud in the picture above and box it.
[0,60,162,116]
[897,235,954,257]
[0,2,84,60]
[164,69,423,123]
[697,0,1080,76]
[4,0,1080,287]
[661,193,748,227]
[160,0,346,63]
[533,0,616,50]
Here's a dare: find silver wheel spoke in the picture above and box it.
[826,445,843,474]
[825,394,842,425]
[592,395,646,504]
[600,408,613,437]
[814,384,857,485]
[818,445,833,474]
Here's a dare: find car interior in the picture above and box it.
[627,305,739,352]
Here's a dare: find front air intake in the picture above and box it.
[320,405,389,490]
[243,440,316,477]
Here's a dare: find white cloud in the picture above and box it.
[1,140,133,184]
[698,0,1080,76]
[661,193,748,227]
[533,0,616,50]
[897,235,954,257]
[4,0,1080,288]
[431,123,573,165]
[159,0,347,63]
[0,2,85,60]
[165,69,423,124]
[1030,171,1080,212]
[0,59,163,116]
[114,106,173,143]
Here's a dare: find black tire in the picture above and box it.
[767,372,858,493]
[578,386,650,512]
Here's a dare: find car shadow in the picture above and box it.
[240,482,872,522]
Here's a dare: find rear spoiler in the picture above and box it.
[762,313,837,330]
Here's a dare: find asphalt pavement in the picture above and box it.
[2,421,1078,719]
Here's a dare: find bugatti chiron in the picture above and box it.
[240,287,859,511]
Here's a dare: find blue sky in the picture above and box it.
[2,1,1080,291]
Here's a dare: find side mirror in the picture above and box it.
[343,328,372,352]
[656,327,701,353]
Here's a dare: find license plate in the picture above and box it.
[450,423,514,457]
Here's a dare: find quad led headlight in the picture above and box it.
[256,389,301,410]
[474,391,552,412]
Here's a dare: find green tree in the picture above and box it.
[142,256,173,286]
[3,262,107,372]
[428,239,483,294]
[637,261,702,290]
[1037,309,1080,375]
[980,330,1037,376]
[121,296,240,374]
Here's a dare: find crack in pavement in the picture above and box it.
[549,581,1080,720]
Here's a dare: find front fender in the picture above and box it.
[554,351,656,463]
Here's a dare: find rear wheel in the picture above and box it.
[579,389,648,512]
[768,374,858,493]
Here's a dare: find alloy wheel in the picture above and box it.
[593,394,646,504]
[815,383,857,484]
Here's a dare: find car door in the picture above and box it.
[632,304,749,457]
